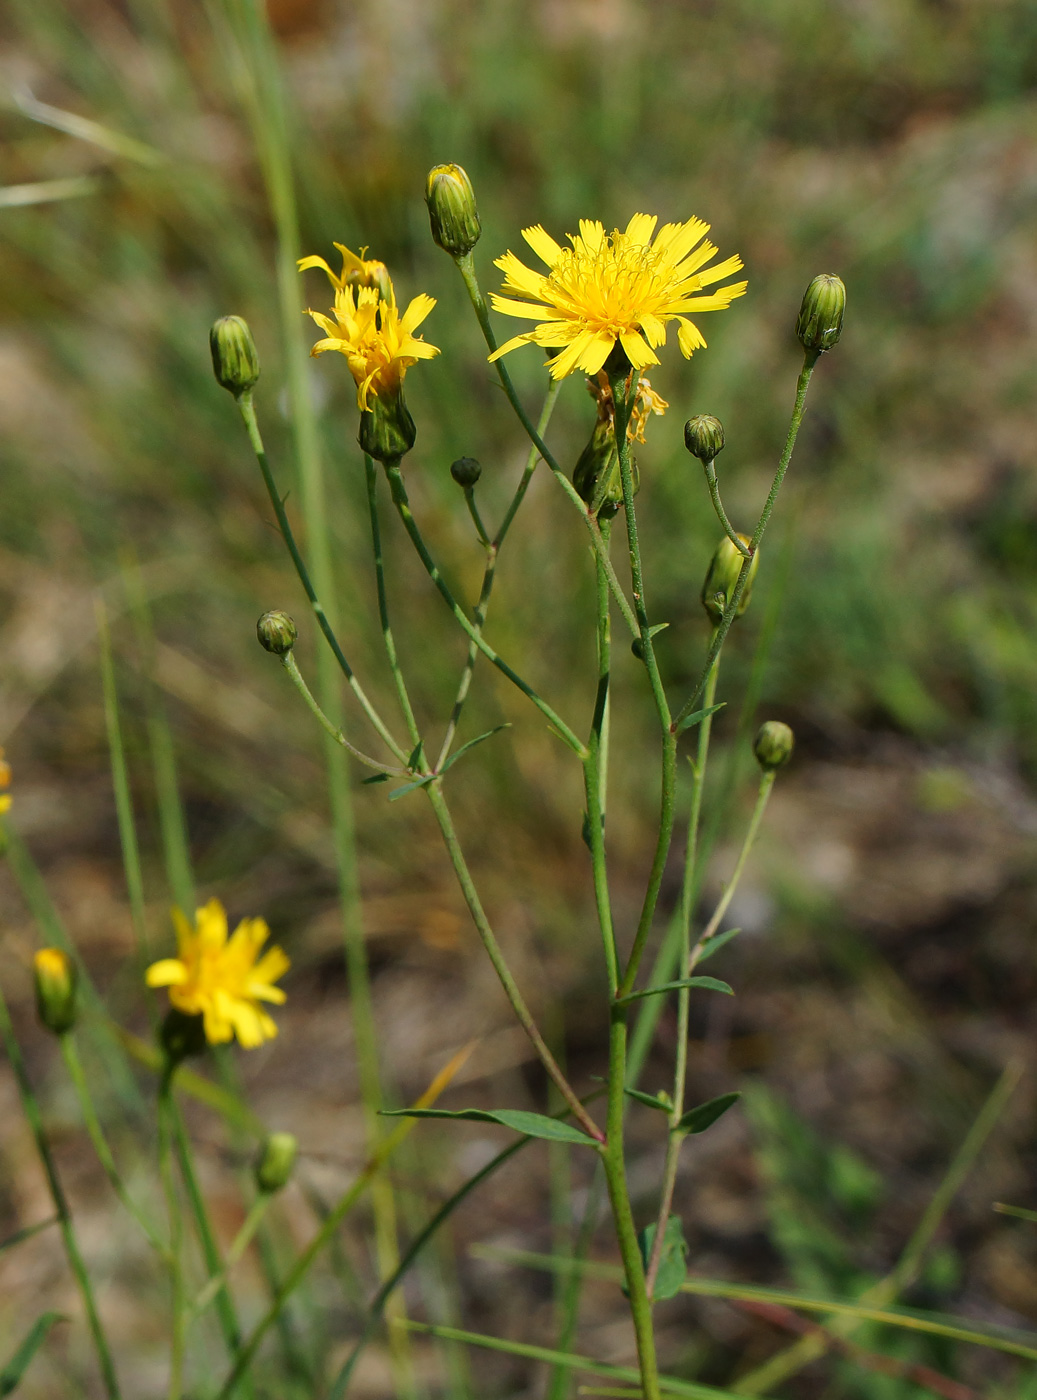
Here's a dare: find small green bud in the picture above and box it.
[753,720,795,772]
[425,163,481,258]
[255,1132,298,1194]
[450,456,482,488]
[700,535,759,625]
[683,414,725,462]
[257,610,297,656]
[33,949,77,1035]
[160,1008,208,1064]
[796,274,845,355]
[359,389,416,464]
[573,420,639,518]
[210,316,260,396]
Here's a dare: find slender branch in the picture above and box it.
[691,770,775,964]
[702,460,751,557]
[365,453,424,753]
[235,393,408,764]
[279,652,404,774]
[191,1196,273,1315]
[382,461,588,757]
[583,517,619,993]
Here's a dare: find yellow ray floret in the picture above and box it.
[489,214,747,380]
[146,898,289,1049]
[0,746,10,814]
[299,244,439,411]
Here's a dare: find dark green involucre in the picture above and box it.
[450,456,482,488]
[753,719,795,771]
[796,274,846,355]
[701,535,759,624]
[257,610,298,656]
[360,391,417,464]
[209,315,260,396]
[684,414,725,462]
[425,163,482,257]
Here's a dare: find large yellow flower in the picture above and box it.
[489,214,747,380]
[145,899,289,1049]
[299,244,439,410]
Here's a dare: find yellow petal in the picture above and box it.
[145,958,188,988]
[619,331,659,370]
[577,220,605,254]
[196,898,228,951]
[677,283,748,311]
[695,253,745,288]
[297,254,338,285]
[623,213,659,247]
[548,329,598,379]
[489,294,554,321]
[400,293,436,334]
[676,317,707,357]
[578,331,617,376]
[655,218,709,264]
[522,224,564,267]
[487,330,538,363]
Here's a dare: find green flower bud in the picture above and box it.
[425,163,481,258]
[573,420,639,518]
[160,1008,207,1065]
[450,456,482,488]
[683,414,725,462]
[257,610,297,656]
[209,316,260,397]
[753,719,795,772]
[255,1132,298,1194]
[33,949,77,1035]
[700,535,759,625]
[796,274,845,356]
[359,389,416,464]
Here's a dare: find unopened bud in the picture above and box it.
[210,316,260,396]
[33,949,77,1035]
[796,274,845,356]
[573,420,639,518]
[700,535,759,625]
[257,610,297,656]
[359,389,417,464]
[425,164,481,257]
[450,456,482,488]
[255,1132,298,1193]
[753,720,795,772]
[684,414,725,463]
[160,1008,207,1064]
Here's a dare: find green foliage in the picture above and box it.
[380,1107,596,1145]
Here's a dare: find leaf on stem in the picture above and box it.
[627,1216,688,1302]
[361,772,391,785]
[676,1092,740,1136]
[0,1217,57,1254]
[616,977,733,1006]
[623,1086,672,1113]
[676,702,725,736]
[696,928,742,964]
[441,724,511,773]
[0,1312,65,1395]
[380,1107,595,1145]
[388,775,436,802]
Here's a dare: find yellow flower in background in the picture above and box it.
[299,244,439,411]
[0,747,11,814]
[489,214,747,380]
[145,898,289,1048]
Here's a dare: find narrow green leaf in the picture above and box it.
[647,623,670,638]
[379,1107,595,1146]
[638,1215,688,1301]
[388,774,435,802]
[623,1087,671,1113]
[696,929,742,964]
[441,724,511,773]
[0,1218,57,1255]
[676,702,725,735]
[0,1312,65,1395]
[677,1092,740,1136]
[617,977,733,1006]
[407,740,426,769]
[361,772,390,785]
[994,1202,1037,1224]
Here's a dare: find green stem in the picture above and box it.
[158,1071,184,1400]
[0,984,122,1400]
[602,1010,661,1400]
[644,649,721,1299]
[455,253,639,638]
[545,1165,607,1400]
[279,651,403,773]
[366,453,424,753]
[611,370,677,1001]
[463,488,491,546]
[236,393,407,764]
[60,1033,169,1256]
[692,771,775,961]
[702,461,750,557]
[422,781,603,1141]
[583,517,619,992]
[382,461,588,757]
[674,353,816,729]
[191,1196,273,1314]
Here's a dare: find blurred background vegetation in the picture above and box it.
[3,0,1037,1396]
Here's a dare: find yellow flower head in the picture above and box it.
[299,244,439,411]
[0,747,10,814]
[489,214,747,380]
[145,898,289,1049]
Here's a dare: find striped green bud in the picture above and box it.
[684,414,725,462]
[209,316,260,396]
[255,1133,298,1194]
[257,610,297,656]
[701,535,759,625]
[796,274,845,355]
[753,720,795,771]
[425,164,481,257]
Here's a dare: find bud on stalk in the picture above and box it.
[425,164,481,257]
[701,535,759,625]
[753,720,795,772]
[450,456,482,488]
[684,414,725,463]
[210,316,260,396]
[33,949,77,1035]
[257,610,298,656]
[796,275,845,356]
[255,1132,298,1194]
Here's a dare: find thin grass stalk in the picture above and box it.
[0,979,122,1399]
[158,1071,186,1400]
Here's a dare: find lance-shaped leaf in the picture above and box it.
[676,701,725,735]
[1,1312,65,1396]
[696,928,742,964]
[616,976,733,1006]
[676,1092,740,1136]
[623,1086,672,1113]
[380,1106,596,1146]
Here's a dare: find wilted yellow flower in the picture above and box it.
[145,898,289,1049]
[299,245,439,411]
[0,747,10,814]
[489,214,747,379]
[586,370,669,445]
